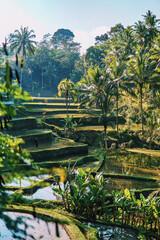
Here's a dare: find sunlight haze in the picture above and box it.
[0,0,160,53]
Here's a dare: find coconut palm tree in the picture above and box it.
[105,35,136,137]
[134,21,148,48]
[150,35,160,68]
[77,67,115,149]
[145,111,160,148]
[9,26,36,58]
[128,45,159,135]
[134,11,160,49]
[107,57,135,136]
[57,78,76,116]
[143,10,160,46]
[9,26,36,87]
[148,35,160,109]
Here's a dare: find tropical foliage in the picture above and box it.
[76,67,115,149]
[127,45,159,135]
[62,115,78,138]
[0,39,34,239]
[75,10,160,144]
[20,28,80,93]
[53,167,109,219]
[0,9,160,239]
[9,26,36,58]
[53,167,160,238]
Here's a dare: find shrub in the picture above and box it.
[53,167,110,220]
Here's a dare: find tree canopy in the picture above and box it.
[51,28,75,49]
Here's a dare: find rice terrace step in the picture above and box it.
[28,141,88,162]
[24,102,80,109]
[31,97,73,103]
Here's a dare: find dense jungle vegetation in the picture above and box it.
[1,10,158,148]
[0,10,160,240]
[3,10,159,143]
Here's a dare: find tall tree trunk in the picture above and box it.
[140,85,144,136]
[31,72,34,93]
[65,90,69,118]
[66,97,68,117]
[116,87,119,136]
[49,76,52,90]
[20,71,23,88]
[104,125,108,150]
[41,66,44,91]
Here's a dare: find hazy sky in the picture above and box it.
[0,0,160,53]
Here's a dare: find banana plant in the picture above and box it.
[53,167,109,220]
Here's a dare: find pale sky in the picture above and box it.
[0,0,160,53]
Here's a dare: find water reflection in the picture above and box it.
[107,178,160,192]
[24,184,62,201]
[100,150,160,178]
[86,222,141,240]
[99,150,160,191]
[5,175,49,188]
[0,212,69,240]
[4,151,160,197]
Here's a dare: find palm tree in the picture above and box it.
[9,26,36,58]
[57,78,76,116]
[134,21,148,48]
[9,26,36,86]
[105,33,136,138]
[122,26,135,58]
[148,35,160,109]
[145,111,160,148]
[134,11,160,49]
[77,67,115,149]
[143,10,160,46]
[105,40,124,64]
[128,45,158,135]
[107,58,126,136]
[150,35,160,68]
[105,28,134,67]
[108,57,137,136]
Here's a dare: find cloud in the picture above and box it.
[74,26,110,54]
